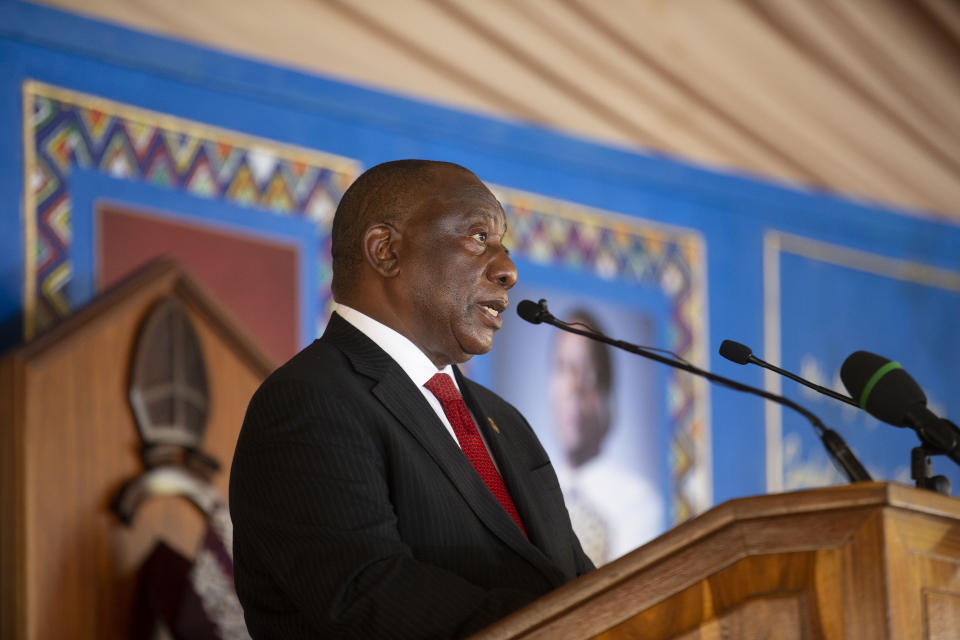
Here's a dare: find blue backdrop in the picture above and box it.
[2,1,958,527]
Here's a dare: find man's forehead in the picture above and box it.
[433,182,505,218]
[444,177,498,203]
[396,167,504,227]
[462,202,508,232]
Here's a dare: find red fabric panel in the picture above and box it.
[98,205,299,364]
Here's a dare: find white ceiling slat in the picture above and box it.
[831,1,960,141]
[512,0,807,173]
[440,0,693,152]
[918,0,960,47]
[708,3,960,205]
[580,1,848,182]
[576,0,958,209]
[321,0,563,121]
[760,1,960,173]
[336,0,646,138]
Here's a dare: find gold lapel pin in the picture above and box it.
[487,417,500,433]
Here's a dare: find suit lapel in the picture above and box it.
[455,368,567,586]
[323,314,562,586]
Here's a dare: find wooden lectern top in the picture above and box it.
[473,482,960,640]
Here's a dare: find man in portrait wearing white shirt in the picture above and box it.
[230,160,594,640]
[549,309,664,566]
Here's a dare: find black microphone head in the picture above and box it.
[840,351,927,426]
[719,340,753,365]
[516,299,543,324]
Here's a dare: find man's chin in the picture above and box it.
[451,353,475,365]
[456,333,495,361]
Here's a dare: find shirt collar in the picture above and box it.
[334,304,459,389]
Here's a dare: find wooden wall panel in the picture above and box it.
[672,594,807,640]
[0,356,26,639]
[924,591,960,640]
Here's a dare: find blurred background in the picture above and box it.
[1,1,958,637]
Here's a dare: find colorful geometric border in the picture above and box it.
[493,187,710,523]
[21,80,360,338]
[20,81,709,521]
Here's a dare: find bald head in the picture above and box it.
[329,159,516,368]
[331,159,478,300]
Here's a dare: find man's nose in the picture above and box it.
[490,249,518,289]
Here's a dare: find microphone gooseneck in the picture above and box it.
[719,340,859,408]
[518,300,872,483]
[718,339,869,482]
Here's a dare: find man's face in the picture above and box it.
[550,330,611,467]
[393,167,517,368]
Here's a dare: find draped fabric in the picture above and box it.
[36,0,960,218]
[134,503,250,640]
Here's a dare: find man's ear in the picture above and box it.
[362,223,401,278]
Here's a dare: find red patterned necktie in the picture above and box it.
[425,373,527,538]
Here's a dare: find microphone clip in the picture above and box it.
[536,299,551,323]
[911,445,952,496]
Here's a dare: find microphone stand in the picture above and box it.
[911,446,952,496]
[523,300,872,484]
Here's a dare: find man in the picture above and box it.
[550,310,664,565]
[551,311,615,471]
[230,160,594,639]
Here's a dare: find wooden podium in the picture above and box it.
[473,482,960,640]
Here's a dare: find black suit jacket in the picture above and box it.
[230,313,594,639]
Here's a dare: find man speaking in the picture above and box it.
[230,160,594,639]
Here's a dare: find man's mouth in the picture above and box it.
[478,299,507,322]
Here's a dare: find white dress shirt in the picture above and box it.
[335,304,498,461]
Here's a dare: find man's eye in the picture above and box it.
[472,231,487,243]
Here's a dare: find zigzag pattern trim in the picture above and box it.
[22,80,360,338]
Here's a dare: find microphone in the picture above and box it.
[717,340,752,365]
[518,299,872,483]
[719,340,859,408]
[516,299,553,325]
[840,351,960,467]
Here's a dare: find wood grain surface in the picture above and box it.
[0,260,273,639]
[472,483,960,640]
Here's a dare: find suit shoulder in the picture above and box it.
[237,339,381,452]
[262,339,344,387]
[242,339,365,431]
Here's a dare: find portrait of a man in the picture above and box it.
[492,293,666,565]
[548,309,664,565]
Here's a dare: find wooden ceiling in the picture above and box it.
[37,0,960,219]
